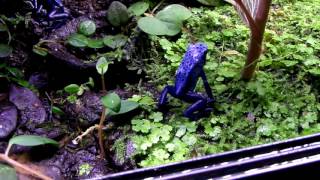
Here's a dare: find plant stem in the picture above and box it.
[98,108,107,158]
[151,0,166,14]
[98,74,107,158]
[0,154,52,180]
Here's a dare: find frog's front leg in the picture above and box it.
[158,85,176,108]
[47,0,69,20]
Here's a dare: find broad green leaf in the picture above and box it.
[32,46,48,56]
[8,135,59,148]
[155,4,192,23]
[107,1,129,27]
[161,21,182,36]
[128,1,149,16]
[0,44,12,58]
[103,34,128,49]
[96,57,109,75]
[64,84,80,94]
[138,17,168,35]
[101,92,121,112]
[78,20,96,36]
[67,33,88,47]
[0,23,8,32]
[87,38,104,49]
[108,100,139,116]
[0,164,17,180]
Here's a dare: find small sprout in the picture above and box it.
[101,92,121,112]
[96,57,109,75]
[64,84,81,94]
[78,20,96,36]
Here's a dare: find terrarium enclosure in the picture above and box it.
[0,0,319,179]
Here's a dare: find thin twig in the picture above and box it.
[72,125,100,145]
[0,154,52,180]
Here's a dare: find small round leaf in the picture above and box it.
[79,20,96,36]
[103,34,127,49]
[96,57,109,75]
[101,93,121,112]
[67,33,89,47]
[128,1,149,16]
[107,1,129,27]
[64,84,80,94]
[0,44,13,58]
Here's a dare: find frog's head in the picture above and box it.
[187,42,208,66]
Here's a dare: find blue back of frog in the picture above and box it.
[175,43,208,95]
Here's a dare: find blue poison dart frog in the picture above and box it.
[25,0,69,21]
[158,42,214,120]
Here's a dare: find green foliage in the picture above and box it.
[138,4,192,36]
[131,0,320,167]
[67,33,89,47]
[107,100,139,116]
[107,1,130,27]
[103,34,128,49]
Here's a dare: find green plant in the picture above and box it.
[0,135,59,180]
[63,77,94,103]
[78,163,93,176]
[107,1,130,27]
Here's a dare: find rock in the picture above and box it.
[0,103,17,139]
[38,148,111,179]
[28,72,48,90]
[66,92,103,126]
[9,85,47,127]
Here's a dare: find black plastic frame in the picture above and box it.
[92,133,320,180]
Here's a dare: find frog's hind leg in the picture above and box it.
[183,92,212,120]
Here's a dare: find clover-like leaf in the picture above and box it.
[96,57,109,75]
[101,92,121,112]
[79,20,96,36]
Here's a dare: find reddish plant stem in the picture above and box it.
[238,0,272,81]
[98,74,107,159]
